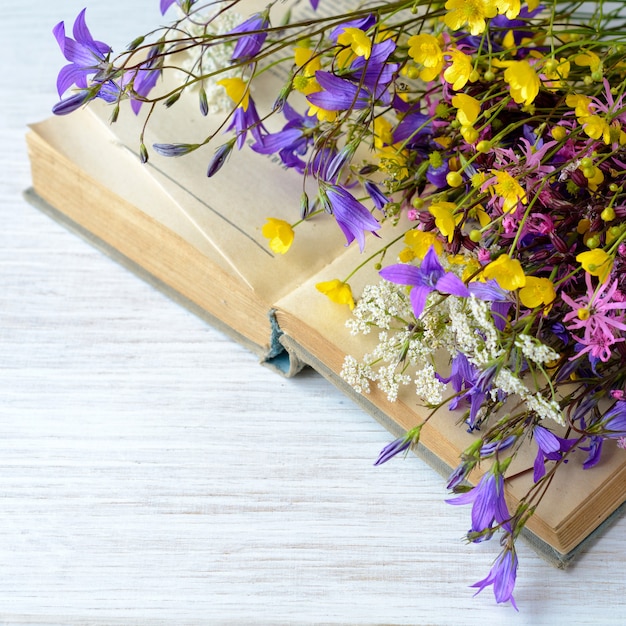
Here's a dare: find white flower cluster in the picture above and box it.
[346,281,414,335]
[172,6,243,113]
[494,368,564,425]
[514,334,560,365]
[341,277,566,426]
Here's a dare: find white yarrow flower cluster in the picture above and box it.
[172,7,243,113]
[342,277,564,425]
[346,281,414,335]
[514,334,560,365]
[414,363,446,405]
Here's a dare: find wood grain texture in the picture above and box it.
[2,2,625,624]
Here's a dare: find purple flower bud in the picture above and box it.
[152,143,198,157]
[52,91,92,115]
[207,142,234,177]
[373,437,411,466]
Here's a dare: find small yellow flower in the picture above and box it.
[337,27,372,60]
[519,276,556,308]
[495,0,520,19]
[307,103,338,122]
[443,48,474,91]
[399,230,443,262]
[429,201,461,242]
[503,60,540,106]
[376,145,409,180]
[582,115,611,145]
[462,257,483,283]
[484,254,527,291]
[262,218,295,254]
[444,0,498,36]
[217,77,249,111]
[460,124,479,144]
[407,33,444,82]
[373,116,394,149]
[575,50,602,73]
[316,279,355,310]
[542,57,570,87]
[451,93,481,126]
[576,249,614,283]
[491,170,527,213]
[566,93,592,118]
[468,203,491,228]
[586,165,605,192]
[293,47,322,95]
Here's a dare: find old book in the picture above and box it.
[26,72,626,568]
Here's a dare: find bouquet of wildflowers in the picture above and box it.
[53,0,626,608]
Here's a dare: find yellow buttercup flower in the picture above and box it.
[443,48,473,91]
[217,77,249,110]
[429,201,461,243]
[444,0,498,36]
[407,33,444,82]
[483,254,527,290]
[542,57,570,87]
[316,279,355,310]
[373,116,394,149]
[582,115,611,145]
[575,50,602,73]
[462,257,483,283]
[307,103,338,122]
[586,165,604,192]
[576,249,614,283]
[399,230,443,262]
[262,218,295,254]
[519,276,556,308]
[503,60,540,106]
[451,93,481,126]
[495,0,520,19]
[377,145,409,180]
[337,27,372,60]
[491,170,527,213]
[293,47,322,95]
[566,93,592,118]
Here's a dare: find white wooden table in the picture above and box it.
[1,2,625,623]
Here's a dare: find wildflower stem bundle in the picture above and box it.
[52,0,626,609]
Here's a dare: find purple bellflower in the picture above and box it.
[471,547,519,610]
[251,102,316,173]
[308,40,399,113]
[53,9,113,111]
[447,468,512,539]
[329,15,377,41]
[160,0,197,15]
[598,400,626,438]
[324,185,381,252]
[364,181,389,211]
[229,13,270,62]
[307,71,370,111]
[532,425,577,482]
[227,96,267,150]
[53,9,159,116]
[379,246,470,319]
[435,352,489,431]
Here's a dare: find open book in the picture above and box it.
[26,64,626,568]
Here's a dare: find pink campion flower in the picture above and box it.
[562,274,626,362]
